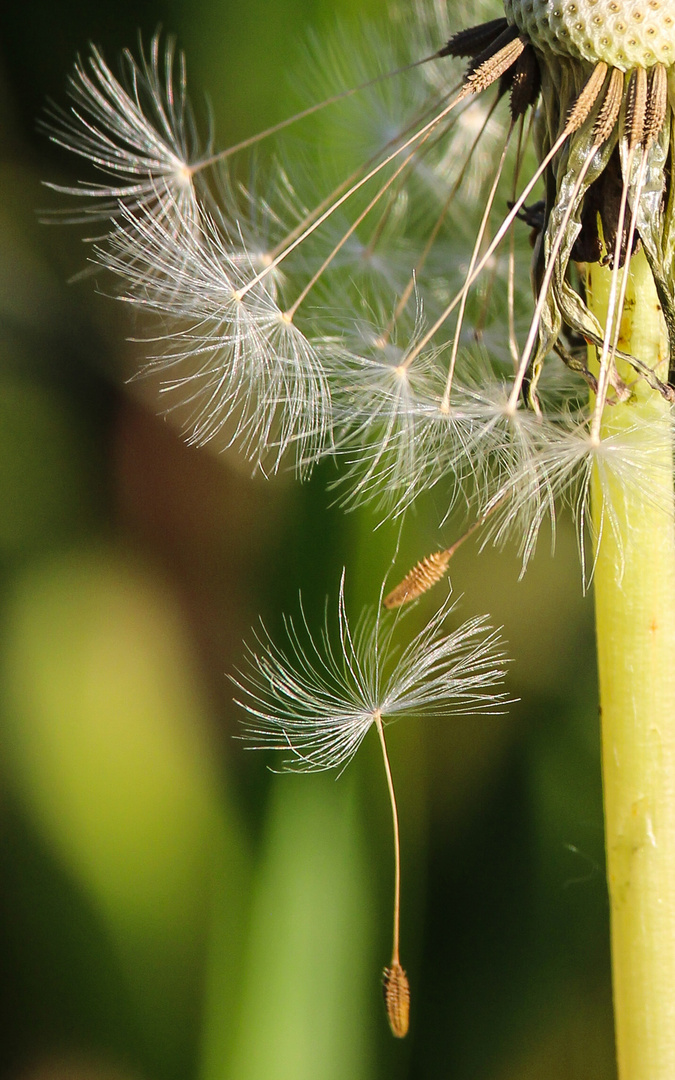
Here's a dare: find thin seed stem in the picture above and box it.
[507,114,527,369]
[284,114,450,320]
[363,102,474,260]
[438,121,513,403]
[472,241,499,342]
[380,94,502,345]
[267,82,465,261]
[191,54,444,174]
[374,710,401,965]
[235,88,469,302]
[402,61,608,374]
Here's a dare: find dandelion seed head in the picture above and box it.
[45,2,675,1038]
[506,0,675,69]
[46,4,675,571]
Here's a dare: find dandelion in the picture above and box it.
[234,573,509,1036]
[44,5,674,511]
[46,0,675,1069]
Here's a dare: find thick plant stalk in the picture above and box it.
[587,250,675,1080]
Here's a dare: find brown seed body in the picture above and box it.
[383,550,451,609]
[383,962,410,1038]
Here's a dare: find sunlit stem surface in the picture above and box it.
[587,250,675,1080]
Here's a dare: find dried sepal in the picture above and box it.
[645,64,668,148]
[439,18,509,60]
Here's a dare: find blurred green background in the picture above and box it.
[0,1,615,1078]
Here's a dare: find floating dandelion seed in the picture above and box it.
[234,573,509,1037]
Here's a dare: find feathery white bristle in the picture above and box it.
[43,34,202,227]
[98,197,333,469]
[234,572,510,773]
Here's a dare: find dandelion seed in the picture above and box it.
[235,573,508,768]
[93,194,335,468]
[234,572,509,1034]
[328,317,476,514]
[43,34,202,228]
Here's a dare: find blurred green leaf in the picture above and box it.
[220,774,376,1080]
[0,546,250,1078]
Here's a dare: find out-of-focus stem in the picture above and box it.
[587,249,675,1080]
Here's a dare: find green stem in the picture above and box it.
[587,250,675,1080]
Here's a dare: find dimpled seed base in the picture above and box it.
[504,0,675,69]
